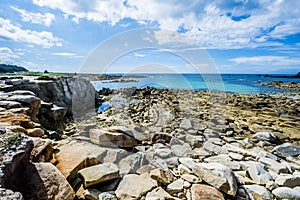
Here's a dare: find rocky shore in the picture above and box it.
[259,81,300,92]
[0,76,300,200]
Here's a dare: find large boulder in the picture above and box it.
[193,163,237,196]
[190,184,224,200]
[115,174,157,199]
[78,163,119,188]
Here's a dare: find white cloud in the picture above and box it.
[11,6,55,27]
[134,52,146,57]
[0,17,62,48]
[32,0,300,49]
[52,52,84,58]
[0,47,20,63]
[229,56,300,66]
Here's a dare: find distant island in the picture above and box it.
[0,64,28,73]
[264,72,300,78]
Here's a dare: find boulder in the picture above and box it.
[115,174,157,199]
[192,163,237,196]
[78,163,119,188]
[167,179,185,194]
[89,129,137,148]
[272,187,300,200]
[258,157,290,174]
[190,184,224,200]
[7,95,41,119]
[243,184,273,200]
[253,132,278,143]
[241,161,273,185]
[274,143,300,157]
[118,152,150,175]
[27,128,44,137]
[275,174,300,188]
[30,163,75,200]
[146,187,179,200]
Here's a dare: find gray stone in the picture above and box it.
[155,147,173,159]
[171,144,192,157]
[78,163,119,188]
[204,154,241,170]
[275,174,300,188]
[118,152,149,175]
[243,184,273,200]
[167,178,184,194]
[274,143,300,157]
[192,162,237,196]
[272,187,300,200]
[259,157,290,174]
[242,161,273,185]
[253,132,278,142]
[115,174,157,199]
[178,158,196,170]
[180,118,193,130]
[146,187,179,200]
[83,188,101,200]
[203,141,228,155]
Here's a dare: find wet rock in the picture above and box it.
[272,187,300,200]
[274,143,300,157]
[193,162,237,196]
[243,184,273,200]
[115,174,157,199]
[78,163,119,188]
[190,184,224,200]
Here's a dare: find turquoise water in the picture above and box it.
[91,74,300,95]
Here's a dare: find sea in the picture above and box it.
[91,74,300,95]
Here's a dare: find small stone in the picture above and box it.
[150,168,173,185]
[274,143,300,157]
[98,192,117,200]
[145,187,179,200]
[27,128,45,137]
[181,174,201,183]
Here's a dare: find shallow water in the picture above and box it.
[91,74,300,95]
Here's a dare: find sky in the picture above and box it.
[0,0,300,74]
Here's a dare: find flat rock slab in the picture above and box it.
[78,163,119,188]
[90,129,137,148]
[115,174,157,199]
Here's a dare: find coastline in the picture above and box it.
[0,75,300,199]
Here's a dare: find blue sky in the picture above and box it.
[0,0,300,74]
